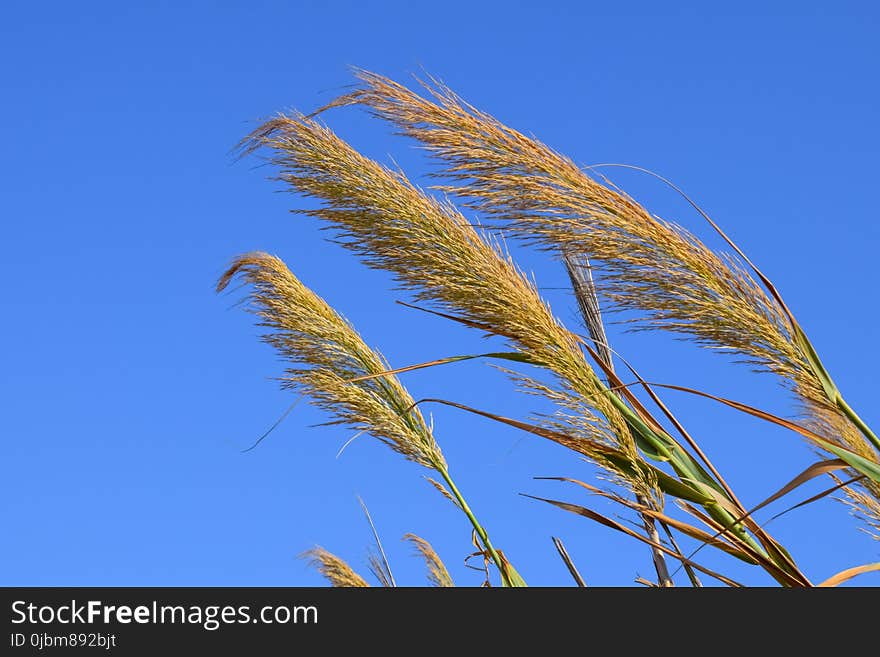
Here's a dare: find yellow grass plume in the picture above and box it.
[218,252,526,584]
[330,72,854,445]
[239,113,657,503]
[217,252,445,470]
[303,547,370,587]
[404,534,454,587]
[329,70,880,526]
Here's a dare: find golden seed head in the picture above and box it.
[335,69,875,476]
[241,112,653,498]
[218,252,445,469]
[302,547,370,587]
[404,533,454,587]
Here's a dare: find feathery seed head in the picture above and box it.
[404,533,454,587]
[240,113,652,495]
[302,547,370,587]
[218,252,445,469]
[333,70,870,463]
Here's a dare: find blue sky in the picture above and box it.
[2,2,878,586]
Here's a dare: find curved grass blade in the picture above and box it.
[767,475,865,524]
[742,459,848,518]
[537,477,758,564]
[597,345,747,510]
[678,478,808,586]
[347,351,537,384]
[523,495,744,587]
[688,458,850,554]
[410,397,713,504]
[817,563,880,587]
[649,383,880,485]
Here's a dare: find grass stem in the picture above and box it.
[437,465,522,587]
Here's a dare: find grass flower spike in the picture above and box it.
[303,547,370,587]
[332,70,880,531]
[218,252,444,469]
[218,252,523,586]
[220,69,880,587]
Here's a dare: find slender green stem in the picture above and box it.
[837,394,880,454]
[436,465,519,587]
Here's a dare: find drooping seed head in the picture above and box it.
[218,252,445,469]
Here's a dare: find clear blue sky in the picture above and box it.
[2,2,878,586]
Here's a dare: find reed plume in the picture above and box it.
[404,534,454,587]
[218,252,444,469]
[239,110,824,583]
[303,547,370,587]
[329,70,880,529]
[220,69,880,586]
[239,112,659,506]
[329,73,859,444]
[218,252,524,585]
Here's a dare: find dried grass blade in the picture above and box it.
[347,351,536,384]
[608,350,746,510]
[411,397,712,503]
[768,475,865,524]
[650,383,880,484]
[358,497,395,587]
[537,477,758,563]
[552,537,587,587]
[817,563,880,587]
[523,495,744,587]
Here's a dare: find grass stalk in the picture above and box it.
[641,512,673,586]
[436,465,523,587]
[565,253,674,585]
